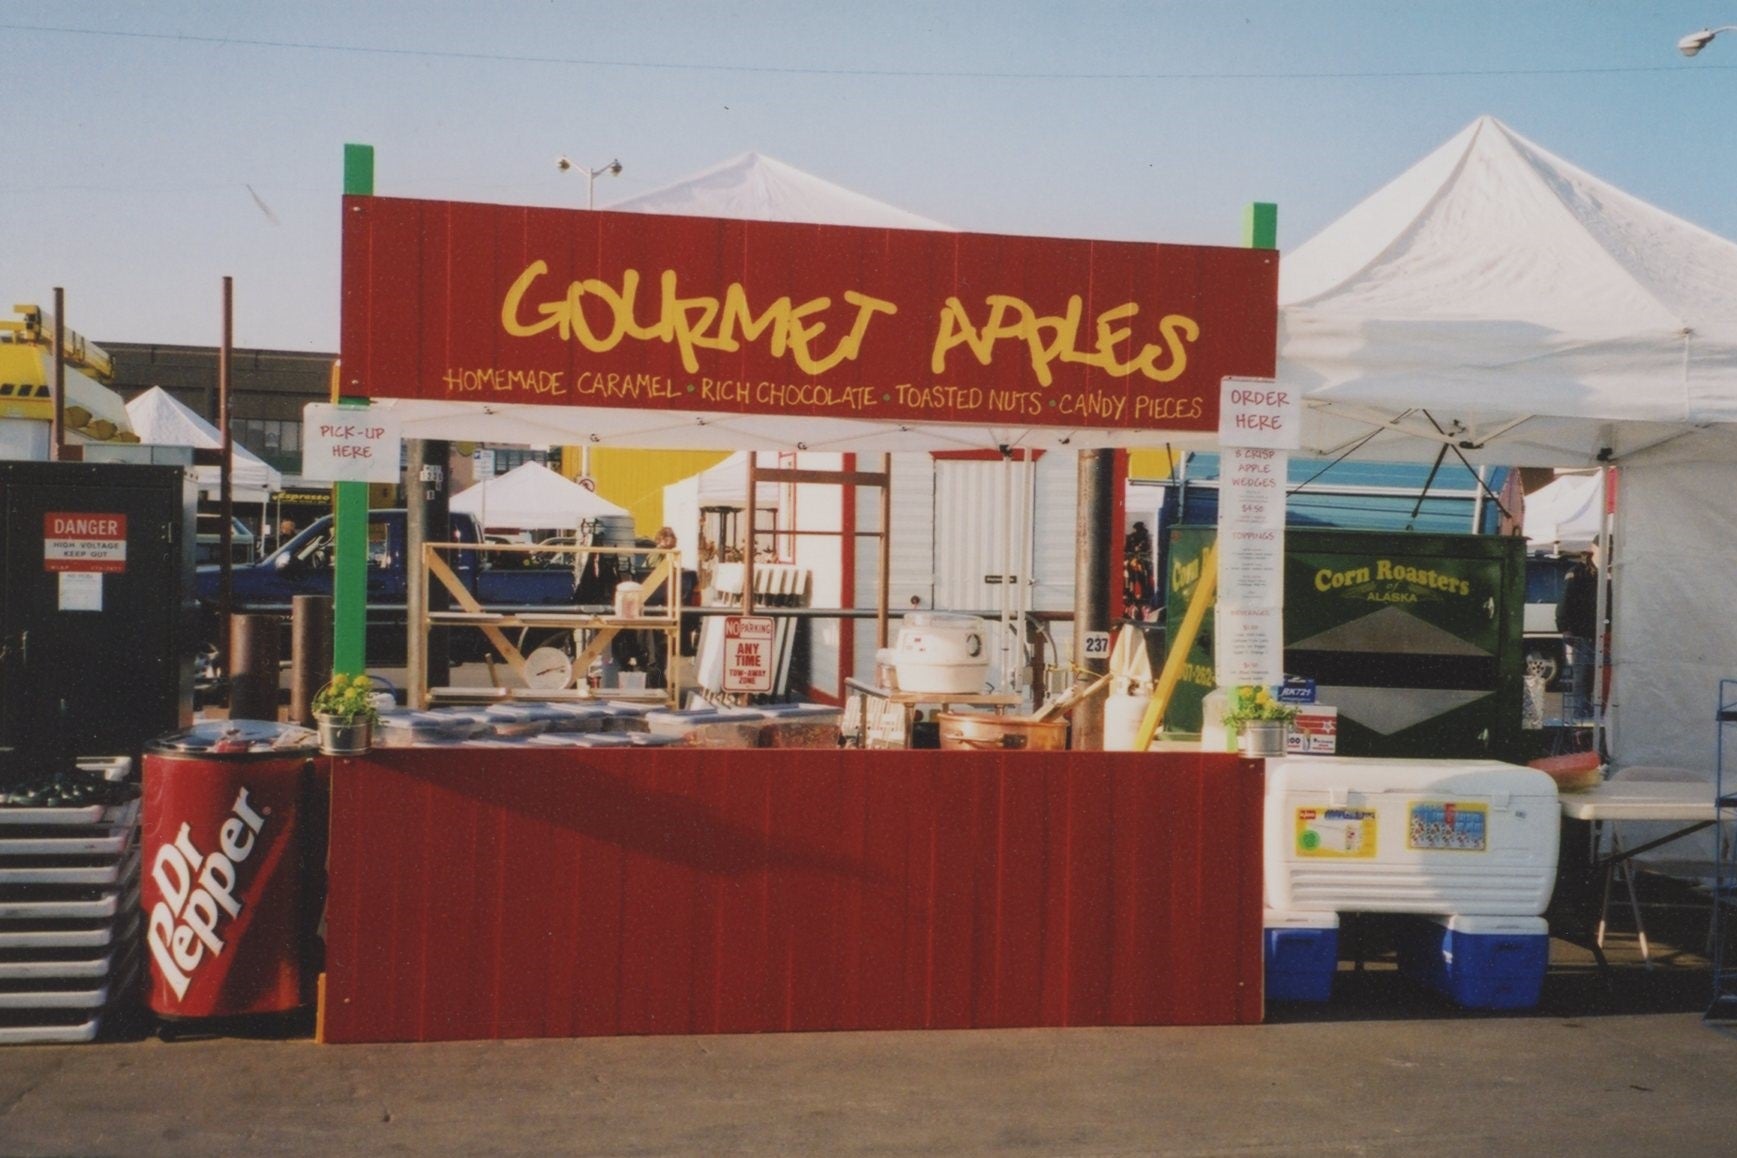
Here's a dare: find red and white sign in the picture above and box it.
[341,196,1279,434]
[43,511,127,572]
[302,402,402,483]
[722,615,775,693]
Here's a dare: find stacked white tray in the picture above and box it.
[0,758,141,1045]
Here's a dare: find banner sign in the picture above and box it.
[340,196,1278,433]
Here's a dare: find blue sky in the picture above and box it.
[8,1,1737,351]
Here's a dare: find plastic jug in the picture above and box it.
[1200,688,1236,753]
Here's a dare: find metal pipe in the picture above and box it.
[1073,449,1115,748]
[50,288,65,461]
[228,612,282,722]
[289,595,333,725]
[218,277,234,662]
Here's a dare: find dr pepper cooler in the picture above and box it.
[141,720,324,1026]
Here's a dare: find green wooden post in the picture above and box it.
[333,144,375,676]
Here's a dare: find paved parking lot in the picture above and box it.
[4,911,1737,1157]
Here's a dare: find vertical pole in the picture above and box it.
[877,454,891,650]
[743,452,758,615]
[218,277,235,661]
[50,288,65,461]
[333,144,375,677]
[1073,449,1114,748]
[406,438,451,706]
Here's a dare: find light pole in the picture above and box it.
[1679,26,1737,55]
[556,155,622,209]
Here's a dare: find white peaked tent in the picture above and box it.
[450,461,630,530]
[609,152,954,231]
[1522,471,1606,553]
[125,386,284,501]
[1280,116,1737,792]
[1281,115,1737,468]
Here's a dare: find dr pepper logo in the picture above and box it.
[147,788,269,1001]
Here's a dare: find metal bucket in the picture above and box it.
[1237,721,1288,758]
[316,715,372,756]
[937,712,1067,752]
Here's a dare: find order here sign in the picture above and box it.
[722,616,775,693]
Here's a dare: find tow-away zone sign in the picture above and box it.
[722,615,775,693]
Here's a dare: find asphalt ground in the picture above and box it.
[4,874,1737,1156]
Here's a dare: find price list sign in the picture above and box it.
[1214,379,1300,686]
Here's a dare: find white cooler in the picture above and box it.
[1264,757,1560,916]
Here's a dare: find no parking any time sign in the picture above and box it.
[722,616,775,693]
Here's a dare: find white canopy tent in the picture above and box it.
[1522,471,1606,555]
[1276,116,1737,795]
[1280,116,1737,469]
[450,461,630,531]
[125,385,284,502]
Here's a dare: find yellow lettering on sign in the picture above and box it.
[500,262,897,376]
[931,295,1200,386]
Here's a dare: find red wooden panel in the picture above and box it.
[322,749,1264,1044]
[339,195,1279,434]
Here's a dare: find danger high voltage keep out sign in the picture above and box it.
[43,512,128,573]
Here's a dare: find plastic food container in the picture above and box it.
[482,704,563,738]
[375,709,478,747]
[646,708,766,747]
[424,709,495,739]
[614,580,644,619]
[541,703,608,734]
[755,704,843,749]
[596,702,655,732]
[893,613,989,694]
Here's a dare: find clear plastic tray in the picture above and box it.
[0,846,139,887]
[0,797,140,829]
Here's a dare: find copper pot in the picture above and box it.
[936,711,1068,751]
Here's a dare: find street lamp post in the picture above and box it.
[1679,26,1737,56]
[556,155,623,209]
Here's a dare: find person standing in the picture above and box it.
[1556,549,1599,723]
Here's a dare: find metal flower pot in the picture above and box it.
[1237,721,1288,758]
[316,715,372,756]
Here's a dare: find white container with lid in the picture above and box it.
[893,613,989,695]
[614,580,644,619]
[1264,757,1560,916]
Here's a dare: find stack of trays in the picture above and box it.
[0,757,141,1045]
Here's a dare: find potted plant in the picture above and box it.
[1222,684,1298,757]
[312,673,382,755]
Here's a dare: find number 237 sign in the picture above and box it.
[722,616,775,693]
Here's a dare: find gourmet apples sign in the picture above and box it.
[340,195,1278,433]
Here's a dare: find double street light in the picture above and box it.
[556,155,623,209]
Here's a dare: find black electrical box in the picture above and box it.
[0,461,196,779]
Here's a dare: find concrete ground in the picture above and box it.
[5,885,1737,1157]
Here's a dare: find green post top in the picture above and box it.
[1244,202,1278,250]
[344,144,375,197]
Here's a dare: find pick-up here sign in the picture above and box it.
[302,403,401,483]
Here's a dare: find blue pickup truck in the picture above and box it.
[195,509,584,670]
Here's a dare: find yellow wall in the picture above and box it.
[1126,448,1180,481]
[562,447,731,536]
